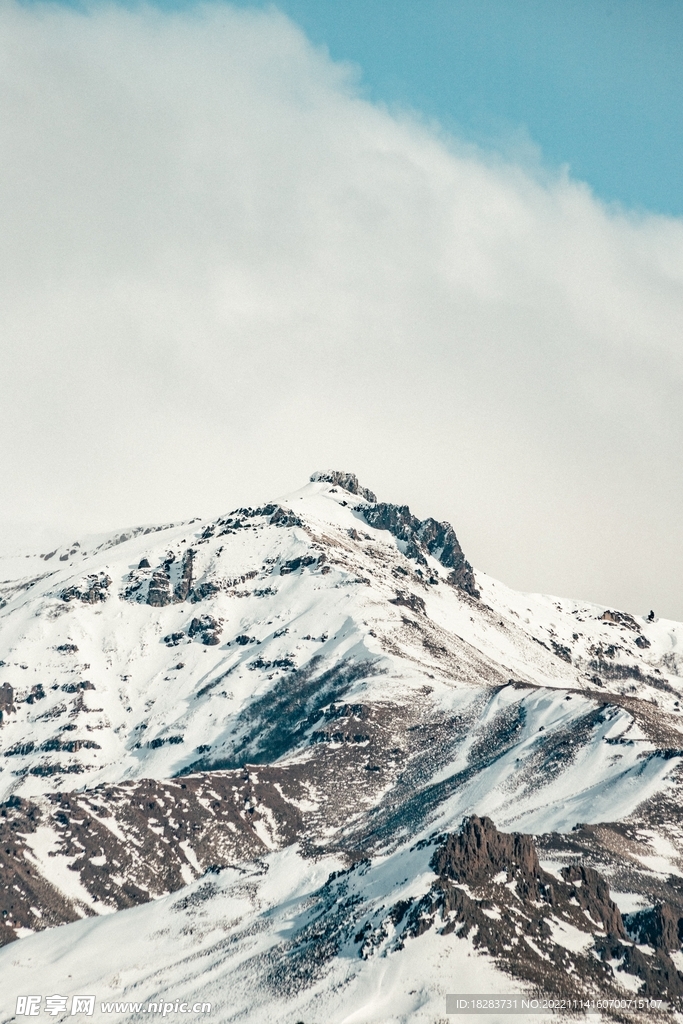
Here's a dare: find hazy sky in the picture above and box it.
[1,1,682,619]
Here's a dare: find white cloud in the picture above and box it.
[1,1,682,616]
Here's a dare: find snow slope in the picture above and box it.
[1,475,680,803]
[0,844,538,1024]
[2,471,683,1021]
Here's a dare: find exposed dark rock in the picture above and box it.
[359,503,478,597]
[40,737,101,753]
[4,741,35,757]
[25,684,46,704]
[0,770,309,943]
[310,471,377,503]
[162,632,185,647]
[550,640,572,663]
[138,558,150,569]
[269,507,304,529]
[560,862,626,937]
[60,681,95,694]
[147,569,172,606]
[60,574,111,604]
[432,814,545,897]
[248,656,295,672]
[28,763,87,778]
[0,798,82,945]
[173,549,194,603]
[600,610,641,631]
[148,735,184,749]
[371,816,682,1002]
[55,644,78,654]
[0,683,15,720]
[280,555,317,575]
[311,729,370,744]
[143,548,194,607]
[594,933,683,1000]
[189,582,221,602]
[625,902,683,951]
[219,505,303,531]
[390,591,426,616]
[188,615,222,646]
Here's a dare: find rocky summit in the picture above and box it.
[1,472,683,1022]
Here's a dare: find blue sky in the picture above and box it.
[220,0,682,216]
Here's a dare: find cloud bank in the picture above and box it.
[1,1,682,616]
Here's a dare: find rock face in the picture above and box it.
[433,813,544,892]
[561,862,626,938]
[60,573,111,604]
[0,683,14,725]
[187,614,222,645]
[400,816,683,1003]
[431,816,626,939]
[145,549,195,606]
[359,502,479,596]
[310,470,377,503]
[626,903,683,951]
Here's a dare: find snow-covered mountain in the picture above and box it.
[2,472,683,1021]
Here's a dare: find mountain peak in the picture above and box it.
[2,471,683,1014]
[309,470,377,503]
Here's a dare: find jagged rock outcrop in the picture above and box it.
[310,471,377,503]
[188,614,222,646]
[60,573,111,604]
[0,683,14,725]
[560,862,626,938]
[431,817,625,940]
[433,813,544,894]
[625,902,683,951]
[359,502,479,597]
[594,933,683,1001]
[124,548,195,606]
[375,816,683,1002]
[147,549,195,607]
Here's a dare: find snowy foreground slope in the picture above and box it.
[2,472,683,1022]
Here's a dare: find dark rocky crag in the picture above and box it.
[239,815,683,1017]
[59,574,111,604]
[378,816,683,1009]
[0,683,14,726]
[310,471,377,503]
[359,502,479,597]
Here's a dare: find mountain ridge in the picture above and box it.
[1,471,683,1021]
